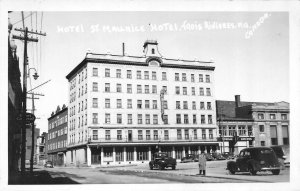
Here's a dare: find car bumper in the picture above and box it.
[260,167,281,171]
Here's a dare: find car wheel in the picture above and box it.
[249,166,257,175]
[229,167,235,175]
[271,170,280,175]
[149,165,153,170]
[172,165,176,170]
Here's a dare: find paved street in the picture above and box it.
[32,160,289,184]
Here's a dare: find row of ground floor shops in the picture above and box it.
[47,141,252,166]
[63,143,220,166]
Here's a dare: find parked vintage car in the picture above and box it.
[212,152,226,160]
[227,147,281,175]
[149,152,177,170]
[181,154,197,163]
[44,161,54,168]
[203,153,214,161]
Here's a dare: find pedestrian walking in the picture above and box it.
[198,153,207,176]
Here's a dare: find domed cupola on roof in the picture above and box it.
[143,40,163,66]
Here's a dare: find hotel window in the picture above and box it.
[153,100,157,109]
[82,86,84,96]
[138,114,143,124]
[248,126,253,136]
[192,101,196,110]
[105,83,110,92]
[193,114,197,124]
[199,88,204,96]
[164,130,169,140]
[206,88,211,96]
[78,103,81,112]
[183,87,187,95]
[281,114,287,120]
[282,125,289,145]
[177,129,182,139]
[176,101,181,109]
[85,68,87,78]
[201,115,205,124]
[93,130,98,140]
[93,68,98,76]
[184,114,189,124]
[192,87,195,95]
[152,71,157,80]
[162,72,167,80]
[85,83,87,93]
[153,115,158,124]
[116,84,122,93]
[146,114,150,124]
[92,98,98,108]
[175,86,180,95]
[183,101,188,109]
[219,126,227,136]
[261,141,265,146]
[105,99,110,108]
[137,85,142,93]
[175,73,179,81]
[144,71,149,79]
[228,126,236,136]
[145,85,150,93]
[92,82,98,92]
[154,130,158,140]
[117,130,122,140]
[202,129,206,139]
[145,100,150,109]
[146,130,150,140]
[117,114,122,124]
[127,70,132,79]
[137,70,141,79]
[105,113,110,124]
[270,125,278,145]
[152,85,157,94]
[200,102,205,110]
[270,114,276,120]
[207,102,212,110]
[85,114,87,125]
[152,48,155,54]
[127,84,132,93]
[182,73,187,81]
[176,114,181,124]
[206,75,210,83]
[127,114,132,124]
[137,100,142,109]
[78,88,80,97]
[194,130,197,139]
[184,129,189,140]
[138,130,143,140]
[116,69,121,78]
[238,126,246,136]
[79,74,81,83]
[191,74,195,82]
[117,99,122,108]
[162,86,167,94]
[163,115,168,124]
[259,125,264,132]
[92,113,98,124]
[258,113,264,119]
[199,74,203,82]
[163,100,168,109]
[105,130,110,140]
[127,99,132,109]
[209,129,213,139]
[208,115,212,124]
[105,68,110,77]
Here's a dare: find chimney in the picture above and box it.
[122,43,125,56]
[235,95,241,108]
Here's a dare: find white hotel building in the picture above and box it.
[65,40,219,166]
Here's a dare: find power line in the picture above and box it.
[13,12,36,25]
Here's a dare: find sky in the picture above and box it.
[8,11,289,134]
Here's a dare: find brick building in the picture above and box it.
[216,95,289,154]
[65,40,219,166]
[46,105,68,166]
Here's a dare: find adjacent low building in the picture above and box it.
[216,95,289,154]
[65,40,219,166]
[46,105,68,166]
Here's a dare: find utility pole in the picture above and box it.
[13,26,46,174]
[27,92,44,174]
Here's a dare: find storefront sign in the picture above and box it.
[238,137,255,141]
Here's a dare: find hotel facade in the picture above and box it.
[65,40,219,166]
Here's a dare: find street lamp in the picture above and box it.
[28,68,39,80]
